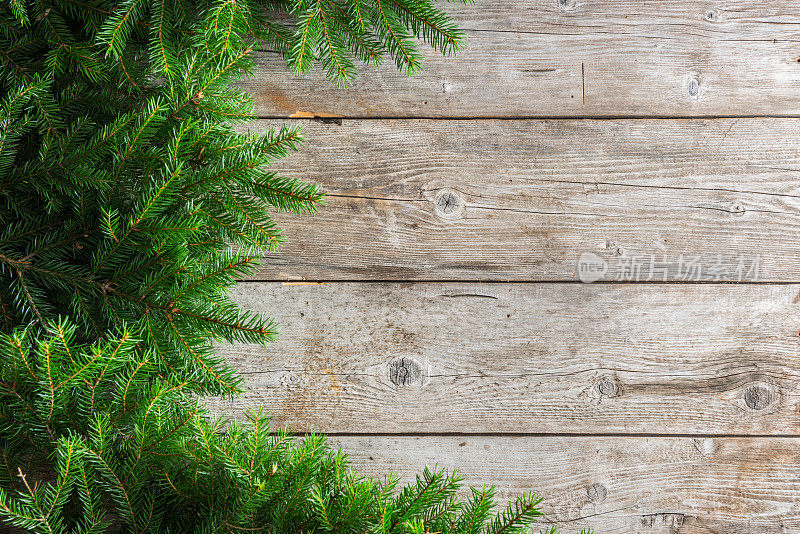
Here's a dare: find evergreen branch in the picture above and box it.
[0,220,66,248]
[144,311,177,374]
[54,345,102,390]
[92,162,181,275]
[326,4,383,65]
[389,468,441,531]
[138,264,188,299]
[7,0,28,24]
[121,358,149,412]
[111,99,167,182]
[19,228,89,263]
[0,293,12,332]
[205,193,280,246]
[72,286,101,337]
[99,0,146,58]
[166,314,239,394]
[59,0,114,15]
[151,0,171,73]
[45,438,78,517]
[53,323,75,363]
[142,403,198,451]
[374,0,418,71]
[485,493,543,534]
[318,10,350,82]
[16,468,54,534]
[88,332,130,412]
[14,271,45,326]
[6,385,56,442]
[180,46,254,114]
[171,307,275,338]
[291,5,320,75]
[62,113,139,166]
[83,448,139,532]
[384,0,461,50]
[0,1,572,532]
[169,256,259,303]
[42,341,56,419]
[0,489,43,529]
[131,383,190,463]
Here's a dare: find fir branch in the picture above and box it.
[0,0,580,531]
[165,314,241,394]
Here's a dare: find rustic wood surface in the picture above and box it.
[231,1,800,531]
[212,282,800,435]
[329,436,800,533]
[241,0,800,118]
[247,118,800,281]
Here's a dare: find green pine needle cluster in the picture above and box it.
[0,0,587,530]
[0,323,555,533]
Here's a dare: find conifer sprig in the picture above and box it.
[0,0,587,529]
[0,326,559,533]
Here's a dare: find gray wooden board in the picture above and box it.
[240,0,800,118]
[227,3,800,526]
[243,118,800,282]
[207,282,800,435]
[3,436,798,532]
[329,435,800,533]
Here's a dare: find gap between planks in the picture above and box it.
[252,114,800,120]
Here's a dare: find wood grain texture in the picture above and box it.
[241,0,800,118]
[247,118,800,281]
[330,435,800,533]
[209,282,800,435]
[229,3,800,524]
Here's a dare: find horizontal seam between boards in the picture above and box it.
[265,431,800,438]
[236,279,800,285]
[251,114,800,121]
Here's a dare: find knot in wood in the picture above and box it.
[557,0,576,9]
[687,77,700,98]
[587,483,607,503]
[597,377,620,397]
[744,384,772,410]
[436,191,460,215]
[389,357,424,386]
[704,10,718,22]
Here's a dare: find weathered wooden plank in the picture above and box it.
[248,118,800,281]
[210,282,800,435]
[330,435,800,533]
[242,0,800,117]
